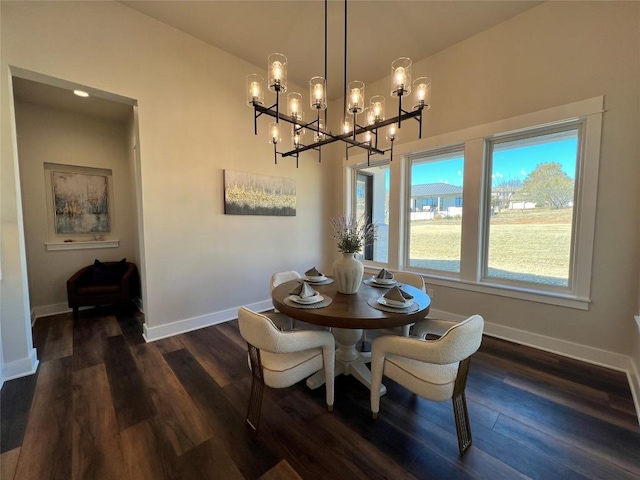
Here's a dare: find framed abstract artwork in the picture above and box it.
[224,170,296,216]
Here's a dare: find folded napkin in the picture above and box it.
[305,267,323,277]
[376,268,394,280]
[383,286,414,303]
[289,282,318,298]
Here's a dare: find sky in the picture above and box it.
[411,137,579,187]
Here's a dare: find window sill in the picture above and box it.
[45,240,119,251]
[362,264,590,310]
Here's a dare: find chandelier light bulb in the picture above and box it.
[343,118,353,134]
[391,57,412,97]
[309,76,327,110]
[246,74,264,106]
[287,92,302,119]
[386,123,397,142]
[268,53,288,93]
[370,95,385,122]
[395,67,406,87]
[269,122,281,144]
[272,62,283,81]
[347,81,365,114]
[413,77,432,110]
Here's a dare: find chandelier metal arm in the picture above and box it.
[256,100,423,159]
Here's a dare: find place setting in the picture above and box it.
[367,285,419,313]
[363,268,399,288]
[284,281,333,309]
[302,266,334,285]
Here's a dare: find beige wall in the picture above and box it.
[15,103,136,310]
[333,1,640,360]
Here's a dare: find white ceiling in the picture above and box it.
[121,0,543,100]
[13,1,543,118]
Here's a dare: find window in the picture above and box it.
[484,126,580,289]
[354,162,389,263]
[408,149,464,274]
[346,97,602,309]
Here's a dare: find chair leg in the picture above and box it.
[73,307,79,319]
[246,343,264,431]
[452,357,473,455]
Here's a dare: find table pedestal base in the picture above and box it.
[306,327,387,396]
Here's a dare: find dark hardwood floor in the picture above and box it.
[2,305,639,479]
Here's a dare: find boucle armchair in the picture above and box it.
[237,307,335,431]
[370,314,484,455]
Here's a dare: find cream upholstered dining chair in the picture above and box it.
[237,307,335,431]
[370,314,484,455]
[269,271,302,330]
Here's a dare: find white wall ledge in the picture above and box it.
[45,240,119,251]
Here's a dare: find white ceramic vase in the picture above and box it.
[333,252,364,294]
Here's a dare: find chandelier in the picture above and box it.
[246,0,431,167]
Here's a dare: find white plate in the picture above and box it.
[371,276,396,285]
[289,294,324,305]
[377,296,413,308]
[305,276,329,283]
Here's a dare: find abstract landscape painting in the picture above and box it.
[52,171,110,233]
[224,170,296,216]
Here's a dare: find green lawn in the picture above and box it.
[409,208,573,285]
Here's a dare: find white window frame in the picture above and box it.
[349,158,392,267]
[405,145,466,278]
[344,96,603,310]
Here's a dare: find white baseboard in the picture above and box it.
[429,308,640,424]
[31,298,145,324]
[32,302,71,324]
[142,299,274,342]
[2,348,39,384]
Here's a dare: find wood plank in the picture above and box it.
[119,418,180,480]
[153,335,185,355]
[130,343,213,456]
[164,348,280,480]
[40,315,73,361]
[466,369,640,475]
[493,414,640,480]
[72,316,111,371]
[101,315,123,337]
[0,371,38,453]
[1,447,21,480]
[175,437,245,480]
[103,335,156,431]
[14,357,73,480]
[504,375,639,432]
[71,364,126,480]
[259,460,303,480]
[180,327,247,388]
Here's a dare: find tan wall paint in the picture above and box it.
[15,103,136,309]
[334,1,640,357]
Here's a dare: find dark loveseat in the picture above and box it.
[66,261,139,318]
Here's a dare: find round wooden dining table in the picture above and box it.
[271,277,431,394]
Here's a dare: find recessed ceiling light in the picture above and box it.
[73,90,89,98]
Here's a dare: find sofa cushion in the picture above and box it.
[92,258,127,284]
